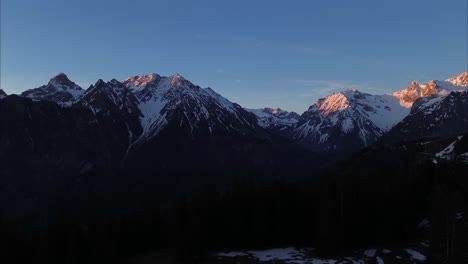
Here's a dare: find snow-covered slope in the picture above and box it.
[246,107,300,132]
[0,89,6,99]
[291,89,411,153]
[20,73,85,107]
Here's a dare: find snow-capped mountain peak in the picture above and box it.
[170,73,186,87]
[393,72,468,107]
[315,90,354,114]
[446,72,468,86]
[292,88,411,153]
[392,81,425,106]
[123,73,194,93]
[94,79,106,86]
[270,108,282,114]
[47,73,77,87]
[20,73,84,107]
[123,73,162,91]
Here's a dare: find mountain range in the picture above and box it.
[2,71,467,161]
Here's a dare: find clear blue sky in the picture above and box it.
[1,0,467,113]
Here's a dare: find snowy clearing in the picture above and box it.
[217,246,428,263]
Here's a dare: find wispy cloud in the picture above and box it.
[215,68,240,77]
[194,33,267,50]
[292,47,335,56]
[293,79,386,98]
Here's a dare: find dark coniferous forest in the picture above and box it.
[0,72,467,263]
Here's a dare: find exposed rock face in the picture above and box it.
[382,90,468,144]
[0,89,6,99]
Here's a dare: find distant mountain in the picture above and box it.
[0,89,6,99]
[246,107,300,134]
[286,72,468,154]
[446,71,468,86]
[393,72,468,106]
[290,89,410,153]
[20,73,84,107]
[379,72,468,145]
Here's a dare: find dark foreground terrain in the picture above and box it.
[1,73,467,263]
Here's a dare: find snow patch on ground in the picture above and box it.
[219,248,343,264]
[436,139,459,159]
[217,247,427,264]
[217,246,429,264]
[405,249,426,261]
[247,247,303,262]
[376,256,384,264]
[363,249,376,257]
